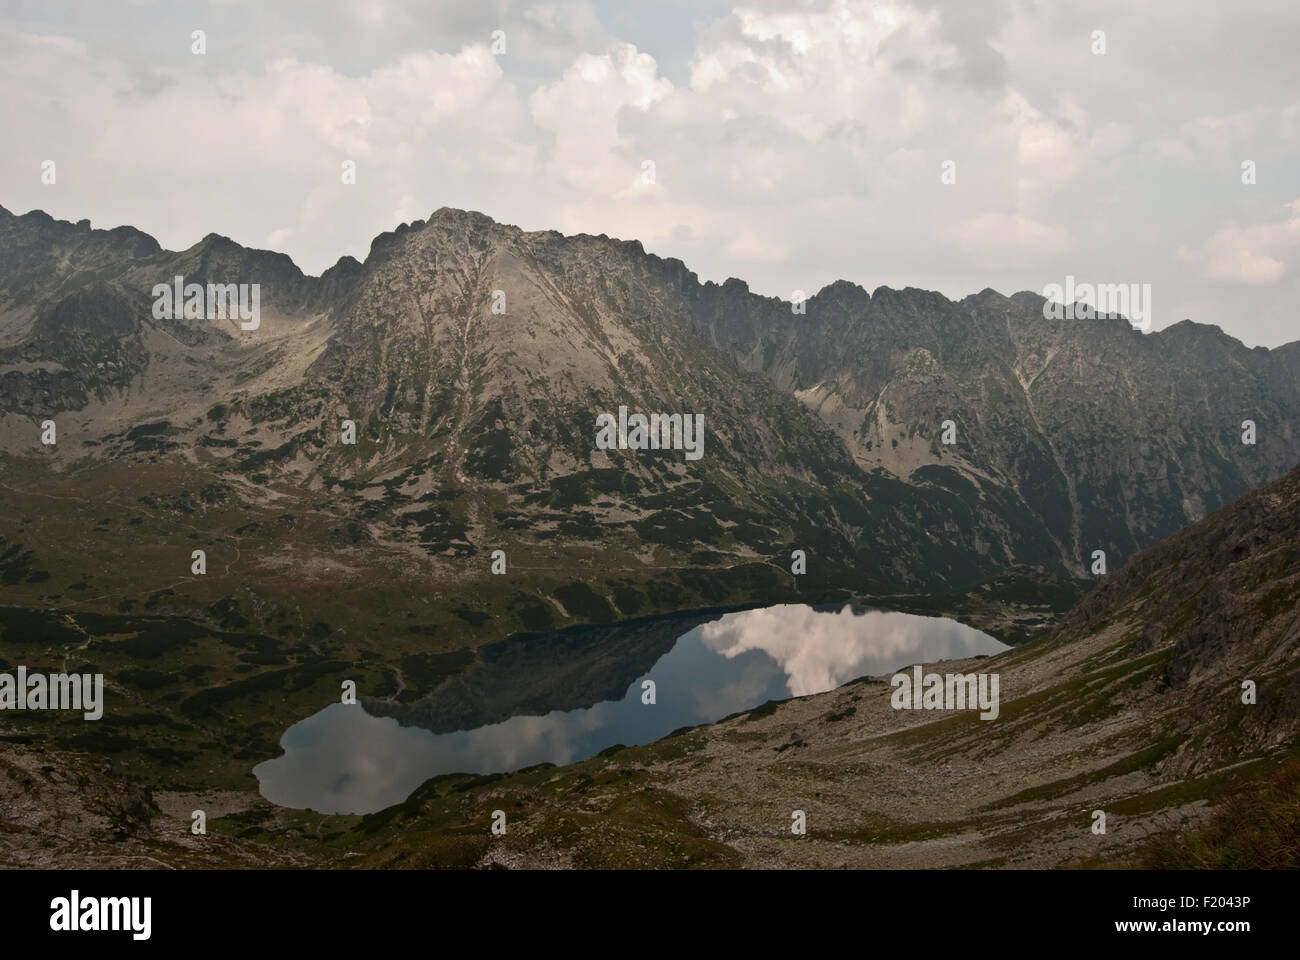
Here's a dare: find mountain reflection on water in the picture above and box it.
[254,603,1007,814]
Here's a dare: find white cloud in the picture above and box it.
[699,604,1002,697]
[3,0,1300,346]
[530,43,672,195]
[1180,200,1300,286]
[944,212,1073,271]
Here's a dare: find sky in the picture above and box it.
[2,0,1298,347]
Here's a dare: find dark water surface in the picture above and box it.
[254,603,1006,814]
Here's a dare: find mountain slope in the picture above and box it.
[683,275,1300,570]
[328,461,1300,869]
[0,204,1113,653]
[1,205,1298,869]
[1,203,1295,634]
[2,462,1295,869]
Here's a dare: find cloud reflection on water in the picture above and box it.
[699,604,1006,696]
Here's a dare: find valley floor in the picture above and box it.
[3,607,1292,870]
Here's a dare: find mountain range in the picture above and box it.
[2,203,1298,869]
[2,204,1297,645]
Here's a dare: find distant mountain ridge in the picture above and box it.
[0,203,1297,632]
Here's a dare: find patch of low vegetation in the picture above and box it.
[1134,760,1300,869]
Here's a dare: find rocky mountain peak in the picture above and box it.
[1,204,1296,588]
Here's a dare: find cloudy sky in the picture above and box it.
[3,0,1298,346]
